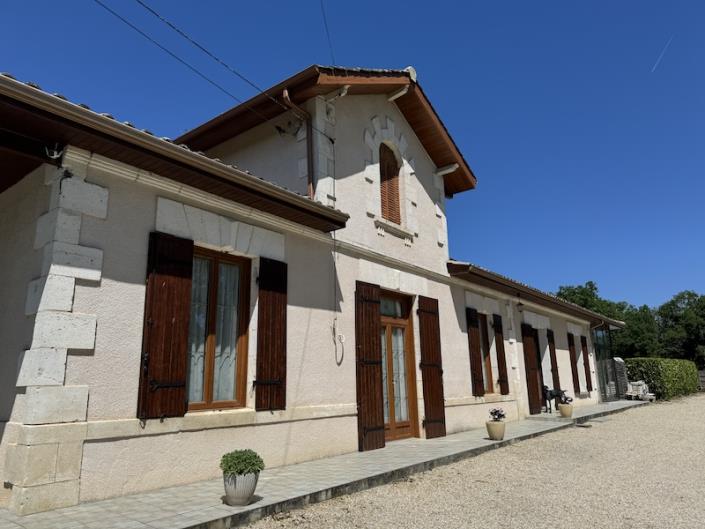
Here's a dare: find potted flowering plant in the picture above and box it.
[557,394,574,418]
[220,449,265,506]
[486,407,506,440]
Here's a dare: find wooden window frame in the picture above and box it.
[478,313,494,394]
[188,247,251,411]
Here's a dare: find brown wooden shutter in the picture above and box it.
[380,144,401,224]
[521,323,543,415]
[138,232,193,420]
[567,333,581,395]
[492,314,510,395]
[546,329,561,390]
[466,307,484,397]
[580,335,593,392]
[355,281,385,451]
[418,296,446,438]
[255,257,287,411]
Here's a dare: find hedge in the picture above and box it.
[625,357,699,400]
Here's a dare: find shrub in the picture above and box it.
[220,449,265,475]
[625,357,699,400]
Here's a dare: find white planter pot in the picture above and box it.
[223,472,259,506]
[558,403,574,418]
[485,420,505,441]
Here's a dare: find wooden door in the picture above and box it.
[418,296,446,439]
[355,281,385,451]
[380,296,418,441]
[521,323,543,415]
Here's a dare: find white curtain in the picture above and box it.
[187,257,210,403]
[391,328,408,422]
[381,328,389,424]
[213,263,240,401]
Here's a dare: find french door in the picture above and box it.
[380,295,419,441]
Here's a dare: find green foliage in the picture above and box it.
[220,449,265,475]
[625,357,699,400]
[555,281,626,320]
[613,305,660,358]
[656,291,705,369]
[556,282,705,369]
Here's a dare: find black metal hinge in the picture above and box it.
[419,362,443,370]
[149,379,186,392]
[253,379,283,386]
[357,358,383,366]
[422,418,446,427]
[363,425,385,437]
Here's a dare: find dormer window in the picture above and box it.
[379,143,401,224]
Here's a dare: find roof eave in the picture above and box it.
[447,260,625,328]
[0,74,348,232]
[176,65,477,195]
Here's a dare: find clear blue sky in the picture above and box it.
[2,1,703,307]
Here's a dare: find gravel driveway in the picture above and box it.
[251,394,705,529]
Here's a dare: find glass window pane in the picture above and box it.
[479,318,491,391]
[381,328,389,424]
[380,298,402,318]
[213,262,240,401]
[187,257,210,403]
[392,327,408,422]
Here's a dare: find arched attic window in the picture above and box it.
[379,143,401,224]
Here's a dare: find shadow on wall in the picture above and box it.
[450,286,469,334]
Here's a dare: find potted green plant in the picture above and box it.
[486,408,506,440]
[220,449,265,506]
[557,394,574,418]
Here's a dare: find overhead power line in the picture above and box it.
[133,0,288,114]
[92,0,334,143]
[92,0,240,104]
[131,0,334,142]
[319,0,336,65]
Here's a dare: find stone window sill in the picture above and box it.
[374,218,415,241]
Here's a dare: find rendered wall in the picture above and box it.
[204,94,450,274]
[0,168,47,422]
[0,167,48,507]
[207,109,308,196]
[327,94,450,274]
[62,165,359,501]
[0,142,602,511]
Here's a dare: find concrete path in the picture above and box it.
[0,400,646,529]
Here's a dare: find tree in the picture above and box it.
[556,281,629,322]
[555,281,658,359]
[612,305,659,358]
[555,282,705,368]
[656,291,705,368]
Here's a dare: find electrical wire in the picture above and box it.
[131,0,334,143]
[134,0,288,113]
[319,0,336,65]
[92,0,292,133]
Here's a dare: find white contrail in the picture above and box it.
[651,35,674,73]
